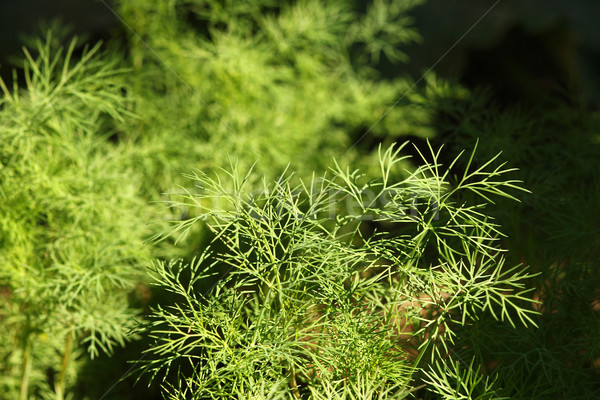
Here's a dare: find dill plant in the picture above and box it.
[0,1,441,397]
[1,1,585,398]
[423,85,600,399]
[139,143,538,399]
[0,33,155,399]
[116,0,433,192]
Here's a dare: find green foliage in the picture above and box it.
[1,1,440,397]
[423,357,507,400]
[2,0,597,398]
[423,82,600,399]
[139,143,536,398]
[0,33,154,399]
[116,0,432,195]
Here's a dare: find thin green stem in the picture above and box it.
[55,328,74,400]
[289,362,300,399]
[19,334,32,400]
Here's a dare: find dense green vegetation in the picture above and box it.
[0,0,598,399]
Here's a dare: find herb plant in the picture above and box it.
[0,33,154,400]
[424,85,600,399]
[3,0,596,398]
[139,142,537,399]
[116,0,433,192]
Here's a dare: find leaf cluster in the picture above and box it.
[116,0,433,198]
[421,79,600,398]
[0,32,155,399]
[140,143,537,398]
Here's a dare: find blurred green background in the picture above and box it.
[404,0,600,106]
[2,0,600,106]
